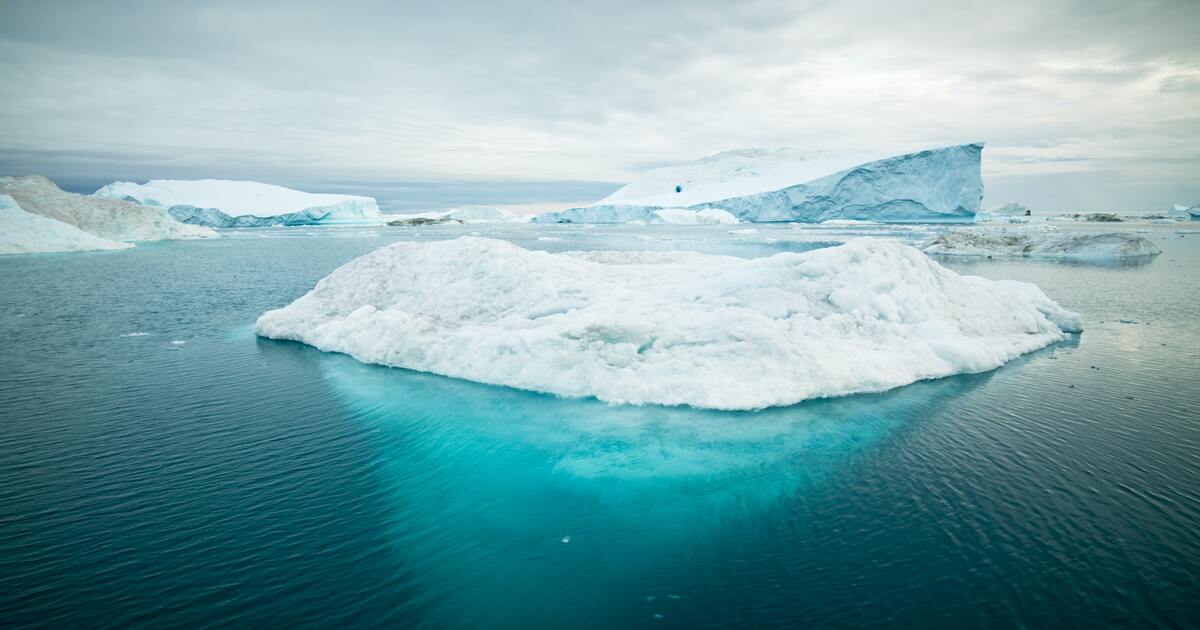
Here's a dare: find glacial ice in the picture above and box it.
[922,228,1162,261]
[533,144,983,224]
[652,208,739,225]
[256,236,1081,410]
[390,206,531,225]
[1,175,215,241]
[93,179,384,227]
[1167,204,1199,220]
[1,194,132,255]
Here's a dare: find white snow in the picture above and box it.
[1,194,132,255]
[1,175,215,241]
[256,236,1081,410]
[94,179,383,224]
[922,228,1162,261]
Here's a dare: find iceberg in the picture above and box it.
[93,179,384,227]
[1,194,132,255]
[256,236,1080,410]
[0,175,215,241]
[388,207,531,225]
[1167,204,1199,220]
[533,143,983,224]
[922,228,1161,261]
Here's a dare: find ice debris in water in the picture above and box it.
[256,236,1081,410]
[922,228,1161,261]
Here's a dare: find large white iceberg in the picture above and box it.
[93,179,384,227]
[256,236,1080,410]
[0,175,215,241]
[1,194,132,255]
[534,143,983,224]
[922,228,1162,261]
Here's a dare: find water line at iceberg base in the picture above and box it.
[248,336,1077,627]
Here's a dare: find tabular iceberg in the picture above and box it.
[533,144,983,224]
[0,175,215,241]
[1,194,132,255]
[389,207,531,225]
[93,179,384,227]
[923,228,1162,261]
[256,236,1080,410]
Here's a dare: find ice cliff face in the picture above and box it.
[256,236,1080,410]
[1,194,132,255]
[93,179,384,227]
[0,176,215,241]
[534,144,984,224]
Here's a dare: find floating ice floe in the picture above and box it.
[93,179,384,227]
[533,143,983,224]
[922,228,1161,261]
[1,176,215,241]
[1,194,133,255]
[256,236,1081,410]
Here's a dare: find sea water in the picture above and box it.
[1,223,1197,627]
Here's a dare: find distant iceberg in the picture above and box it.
[1,175,215,241]
[256,236,1080,410]
[1167,204,1199,220]
[1,194,132,255]
[388,206,531,225]
[93,179,384,227]
[922,228,1161,261]
[534,143,983,224]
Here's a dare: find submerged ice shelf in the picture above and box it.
[256,236,1081,410]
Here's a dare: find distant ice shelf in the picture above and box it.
[256,236,1080,410]
[93,179,384,227]
[533,143,983,224]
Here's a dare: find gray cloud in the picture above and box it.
[1,0,1198,211]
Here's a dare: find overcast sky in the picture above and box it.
[1,0,1197,211]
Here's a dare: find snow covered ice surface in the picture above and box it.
[0,194,132,255]
[534,143,983,224]
[93,179,384,227]
[256,236,1081,410]
[0,176,215,241]
[922,228,1162,261]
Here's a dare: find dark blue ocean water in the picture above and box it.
[1,224,1198,628]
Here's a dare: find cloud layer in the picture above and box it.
[1,0,1197,210]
